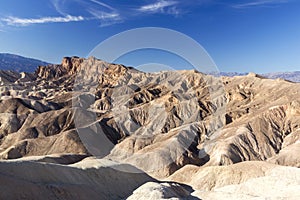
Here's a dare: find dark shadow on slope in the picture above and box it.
[0,159,155,200]
[159,181,201,200]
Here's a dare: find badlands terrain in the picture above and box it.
[0,56,299,199]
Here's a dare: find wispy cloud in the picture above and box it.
[52,0,68,16]
[87,9,122,27]
[89,0,115,11]
[138,0,179,13]
[1,0,188,28]
[2,15,85,26]
[233,0,288,9]
[51,0,121,27]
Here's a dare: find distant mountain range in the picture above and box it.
[0,53,49,72]
[262,71,300,82]
[220,72,300,82]
[0,53,299,82]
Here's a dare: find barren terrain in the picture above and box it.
[0,57,299,199]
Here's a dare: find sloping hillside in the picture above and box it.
[0,53,49,72]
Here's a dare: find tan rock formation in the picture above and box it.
[0,57,299,199]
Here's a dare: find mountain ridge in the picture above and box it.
[1,53,300,83]
[220,71,300,82]
[0,53,50,72]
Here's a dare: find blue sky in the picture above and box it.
[0,0,299,73]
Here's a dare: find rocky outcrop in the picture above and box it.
[35,56,84,79]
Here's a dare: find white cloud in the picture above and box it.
[2,0,187,28]
[88,11,120,20]
[50,0,120,27]
[89,0,115,11]
[2,15,85,26]
[87,9,122,27]
[51,0,68,16]
[233,0,288,8]
[138,0,178,13]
